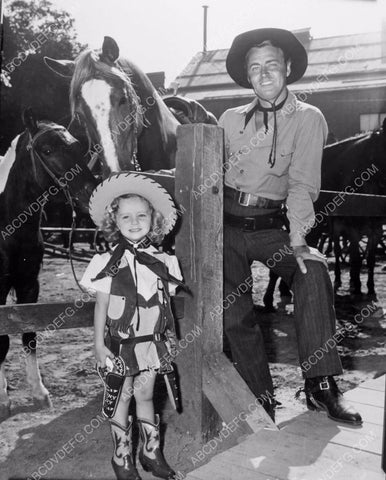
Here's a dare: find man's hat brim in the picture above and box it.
[226,28,308,88]
[89,172,178,234]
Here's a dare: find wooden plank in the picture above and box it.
[344,388,384,408]
[186,379,385,480]
[0,301,94,334]
[315,190,386,216]
[186,459,283,480]
[359,375,385,392]
[347,401,384,426]
[186,436,384,480]
[228,437,384,479]
[203,352,276,433]
[174,124,224,439]
[280,413,383,455]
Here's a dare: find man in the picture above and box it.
[220,28,361,424]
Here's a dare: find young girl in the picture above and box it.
[81,172,183,480]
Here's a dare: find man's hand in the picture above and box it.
[292,245,327,274]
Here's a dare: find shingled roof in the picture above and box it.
[173,29,386,101]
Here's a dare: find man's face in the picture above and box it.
[246,44,290,102]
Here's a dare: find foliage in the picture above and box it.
[0,0,86,153]
[3,0,84,63]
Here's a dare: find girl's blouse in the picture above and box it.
[80,245,182,299]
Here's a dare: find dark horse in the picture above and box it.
[264,119,386,309]
[44,36,216,176]
[319,119,386,299]
[0,109,97,419]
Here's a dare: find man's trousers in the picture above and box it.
[224,225,343,401]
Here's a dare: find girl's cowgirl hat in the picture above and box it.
[89,172,178,234]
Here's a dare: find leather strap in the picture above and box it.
[224,212,285,232]
[108,333,167,356]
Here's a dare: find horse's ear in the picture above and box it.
[22,107,39,136]
[44,57,75,78]
[101,36,120,63]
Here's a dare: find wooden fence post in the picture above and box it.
[174,124,275,442]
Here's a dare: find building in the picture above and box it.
[173,29,386,140]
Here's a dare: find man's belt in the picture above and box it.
[224,212,285,232]
[224,185,284,209]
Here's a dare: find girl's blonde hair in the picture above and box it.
[101,194,165,245]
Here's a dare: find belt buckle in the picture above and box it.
[243,217,256,232]
[239,191,254,207]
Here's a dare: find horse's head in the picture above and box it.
[45,37,145,176]
[368,118,386,191]
[22,108,97,213]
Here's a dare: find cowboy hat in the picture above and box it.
[89,172,178,234]
[226,28,308,88]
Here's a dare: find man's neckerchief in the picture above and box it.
[244,90,288,168]
[92,235,187,331]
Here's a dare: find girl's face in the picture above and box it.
[115,197,152,243]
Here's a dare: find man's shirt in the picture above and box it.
[219,91,328,246]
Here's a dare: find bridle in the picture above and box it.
[26,125,75,206]
[26,125,86,292]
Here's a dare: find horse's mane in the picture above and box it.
[70,50,141,119]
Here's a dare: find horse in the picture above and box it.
[319,120,386,299]
[44,36,217,177]
[263,120,386,309]
[0,108,97,420]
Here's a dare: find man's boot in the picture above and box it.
[110,417,141,480]
[304,376,362,425]
[138,414,175,479]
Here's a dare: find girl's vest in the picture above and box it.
[105,260,175,375]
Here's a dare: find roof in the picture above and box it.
[173,30,386,100]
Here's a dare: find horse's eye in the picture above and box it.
[119,96,127,106]
[41,146,52,155]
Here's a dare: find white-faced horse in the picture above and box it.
[44,36,217,177]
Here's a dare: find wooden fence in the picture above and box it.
[0,124,275,443]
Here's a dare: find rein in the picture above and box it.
[27,126,87,293]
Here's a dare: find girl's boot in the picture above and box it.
[138,415,175,479]
[110,417,142,480]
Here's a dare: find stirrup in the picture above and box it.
[97,356,126,418]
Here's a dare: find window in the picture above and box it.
[360,113,386,132]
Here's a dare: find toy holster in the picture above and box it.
[97,356,126,418]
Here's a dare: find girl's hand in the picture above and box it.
[95,344,114,369]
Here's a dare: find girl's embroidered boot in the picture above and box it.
[138,414,175,479]
[110,417,142,480]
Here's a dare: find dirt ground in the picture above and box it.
[0,244,385,480]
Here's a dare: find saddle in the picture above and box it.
[163,95,218,125]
